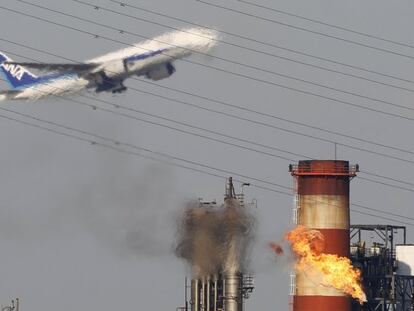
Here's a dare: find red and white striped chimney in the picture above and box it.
[289,160,358,311]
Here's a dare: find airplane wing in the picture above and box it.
[3,62,100,74]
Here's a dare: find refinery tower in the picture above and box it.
[177,178,255,311]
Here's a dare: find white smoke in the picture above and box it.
[0,94,5,101]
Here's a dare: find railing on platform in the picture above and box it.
[289,163,359,176]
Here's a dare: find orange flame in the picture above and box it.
[285,226,366,304]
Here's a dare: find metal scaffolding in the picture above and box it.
[350,225,414,311]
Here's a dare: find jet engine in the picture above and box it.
[101,59,125,78]
[145,62,175,81]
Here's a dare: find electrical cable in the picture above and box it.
[16,0,414,117]
[108,0,414,86]
[196,0,414,60]
[238,0,414,50]
[0,107,411,226]
[5,36,414,167]
[69,0,414,95]
[4,2,414,122]
[0,106,293,192]
[352,202,414,222]
[359,169,414,187]
[2,76,414,196]
[3,49,414,192]
[350,209,414,227]
[0,82,411,225]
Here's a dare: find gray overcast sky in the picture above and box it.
[1,0,414,310]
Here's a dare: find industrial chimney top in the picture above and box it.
[289,160,359,177]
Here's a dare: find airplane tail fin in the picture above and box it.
[0,52,38,89]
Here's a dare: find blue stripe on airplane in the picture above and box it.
[125,48,168,63]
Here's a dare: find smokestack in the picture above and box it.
[191,280,199,311]
[289,160,358,311]
[224,272,243,311]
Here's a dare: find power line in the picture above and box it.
[137,78,414,160]
[69,0,414,95]
[0,79,299,163]
[0,106,411,226]
[352,202,414,221]
[3,11,414,189]
[4,37,414,165]
[350,209,414,227]
[238,0,414,50]
[20,0,414,116]
[0,110,242,188]
[5,34,414,164]
[137,87,414,164]
[3,49,414,192]
[108,0,414,87]
[196,0,414,60]
[131,86,414,161]
[134,80,414,163]
[2,74,414,196]
[357,176,414,193]
[0,52,411,220]
[136,78,414,157]
[0,6,412,230]
[4,5,414,124]
[2,86,414,199]
[0,110,295,196]
[0,106,294,192]
[18,80,414,192]
[359,169,414,187]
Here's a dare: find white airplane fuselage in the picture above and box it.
[0,27,217,101]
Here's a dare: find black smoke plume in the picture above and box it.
[175,199,255,278]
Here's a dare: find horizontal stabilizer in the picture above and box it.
[3,62,100,73]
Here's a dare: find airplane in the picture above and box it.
[0,27,218,101]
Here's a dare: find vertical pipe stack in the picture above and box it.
[289,160,357,311]
[224,272,242,311]
[191,280,199,311]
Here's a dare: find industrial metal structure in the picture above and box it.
[1,298,19,311]
[177,178,254,311]
[175,160,414,311]
[188,273,254,311]
[289,160,358,311]
[350,225,414,311]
